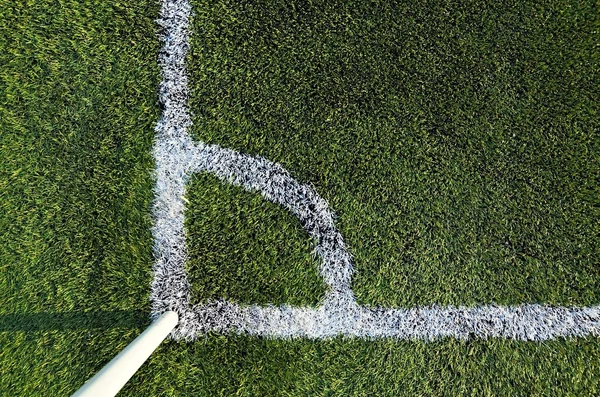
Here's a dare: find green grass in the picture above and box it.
[186,173,325,306]
[0,0,159,394]
[1,0,600,395]
[188,0,600,308]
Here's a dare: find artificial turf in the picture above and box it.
[1,0,599,395]
[187,0,600,308]
[0,0,159,394]
[186,173,325,306]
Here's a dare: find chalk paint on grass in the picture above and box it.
[151,0,600,341]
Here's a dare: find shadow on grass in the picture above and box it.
[0,310,149,332]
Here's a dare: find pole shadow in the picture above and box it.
[0,310,149,332]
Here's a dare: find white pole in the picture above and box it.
[72,311,179,397]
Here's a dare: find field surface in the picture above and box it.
[1,0,599,395]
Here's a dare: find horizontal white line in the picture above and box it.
[176,302,600,340]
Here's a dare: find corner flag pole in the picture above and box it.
[72,311,179,397]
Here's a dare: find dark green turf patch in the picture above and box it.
[187,0,600,308]
[185,173,325,306]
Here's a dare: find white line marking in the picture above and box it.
[151,0,600,340]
